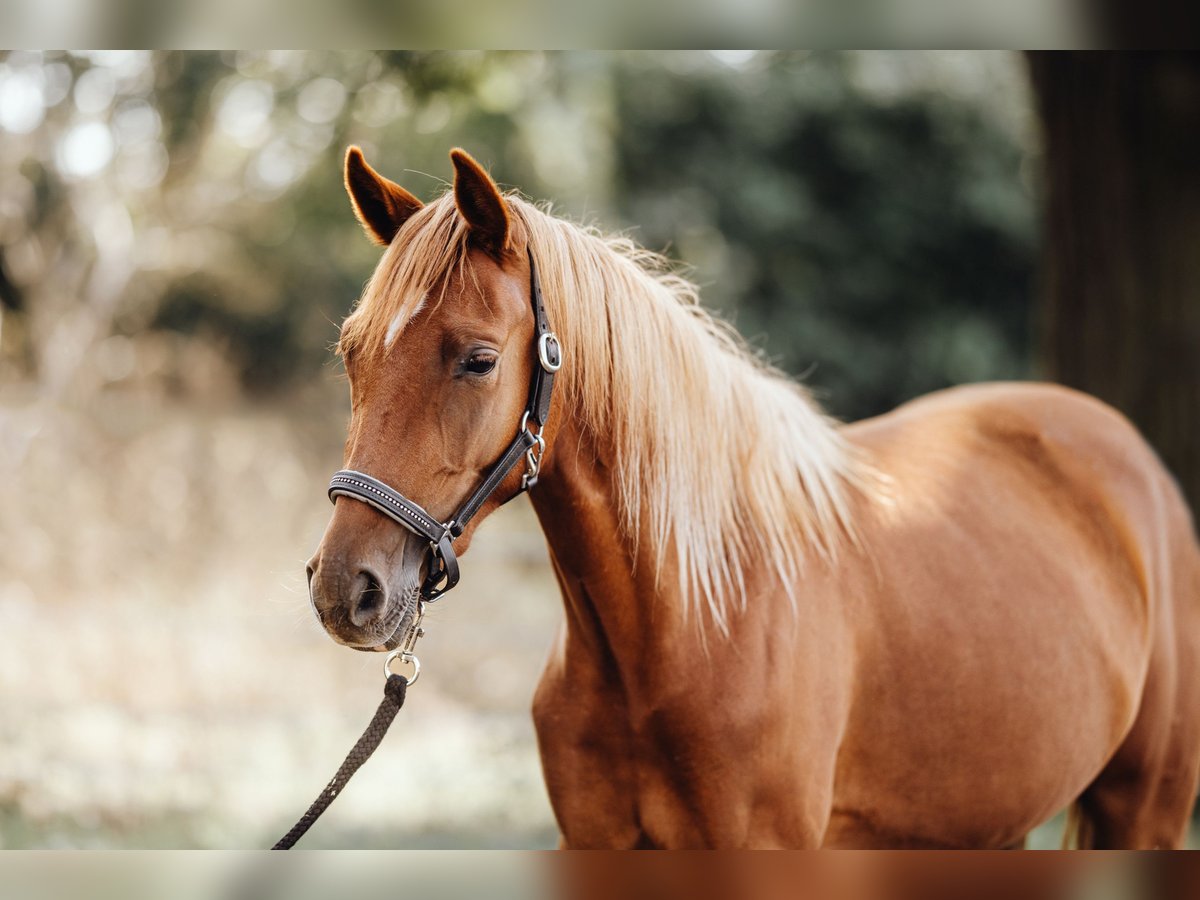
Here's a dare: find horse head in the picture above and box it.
[307,148,547,650]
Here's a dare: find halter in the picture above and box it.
[326,249,562,604]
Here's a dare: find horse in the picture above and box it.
[306,146,1200,848]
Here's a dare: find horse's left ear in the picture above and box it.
[450,148,509,253]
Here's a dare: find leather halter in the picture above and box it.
[327,250,562,602]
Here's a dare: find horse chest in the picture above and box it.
[534,631,843,848]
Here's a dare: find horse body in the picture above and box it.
[832,383,1190,847]
[311,148,1200,848]
[529,379,1200,848]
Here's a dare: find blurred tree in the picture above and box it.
[610,51,1037,421]
[0,51,608,399]
[0,51,1038,423]
[0,53,437,395]
[1028,52,1200,511]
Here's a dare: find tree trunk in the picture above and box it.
[1028,52,1200,513]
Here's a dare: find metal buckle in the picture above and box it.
[519,412,547,490]
[522,443,544,490]
[383,599,426,685]
[537,332,562,373]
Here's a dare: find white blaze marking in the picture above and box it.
[384,293,428,347]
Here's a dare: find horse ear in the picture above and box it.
[450,148,509,253]
[344,146,423,246]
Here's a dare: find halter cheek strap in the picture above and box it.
[327,249,561,602]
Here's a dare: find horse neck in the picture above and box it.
[526,413,655,656]
[524,232,861,689]
[527,409,744,691]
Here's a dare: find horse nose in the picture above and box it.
[348,568,388,628]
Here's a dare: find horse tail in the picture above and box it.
[1061,800,1095,849]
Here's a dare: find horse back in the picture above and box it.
[850,381,1193,621]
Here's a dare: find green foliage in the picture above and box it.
[610,52,1037,420]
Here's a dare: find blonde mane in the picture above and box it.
[340,192,873,635]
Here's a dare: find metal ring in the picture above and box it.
[537,332,562,373]
[384,649,420,685]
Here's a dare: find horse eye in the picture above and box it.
[464,352,497,376]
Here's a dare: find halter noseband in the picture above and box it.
[327,250,562,602]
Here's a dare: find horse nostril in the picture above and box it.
[348,569,387,627]
[305,562,315,587]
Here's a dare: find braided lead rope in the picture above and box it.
[272,673,408,849]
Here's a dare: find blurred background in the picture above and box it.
[0,50,1197,848]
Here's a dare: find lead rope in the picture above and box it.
[272,603,426,849]
[271,674,408,849]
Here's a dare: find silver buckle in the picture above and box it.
[522,442,544,490]
[519,411,547,490]
[537,332,562,373]
[383,599,426,685]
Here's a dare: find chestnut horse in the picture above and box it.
[307,147,1200,848]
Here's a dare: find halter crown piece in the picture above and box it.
[327,249,561,604]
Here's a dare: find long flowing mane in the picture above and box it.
[339,192,875,634]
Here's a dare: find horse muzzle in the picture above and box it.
[306,507,428,650]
